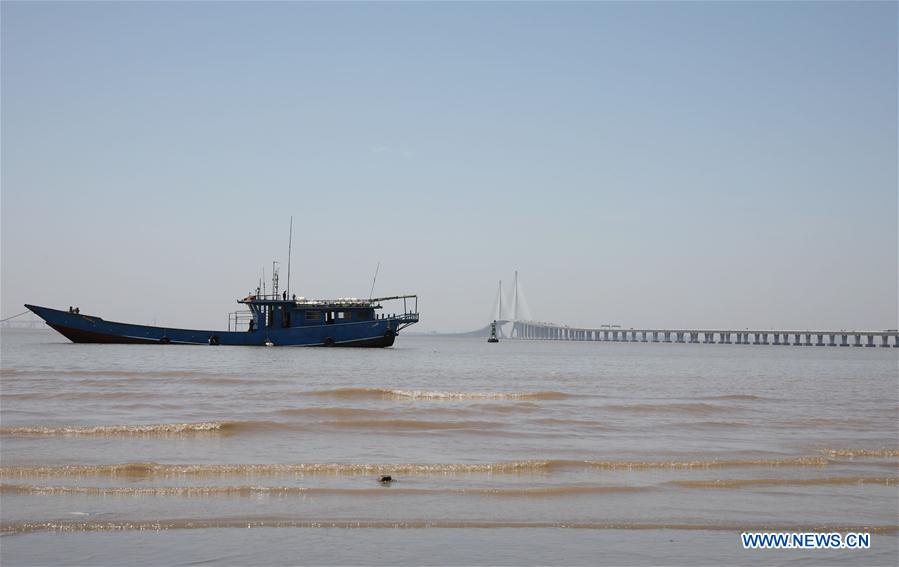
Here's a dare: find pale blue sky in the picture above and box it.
[2,1,896,332]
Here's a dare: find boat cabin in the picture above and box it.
[237,296,379,331]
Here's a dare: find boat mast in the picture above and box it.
[286,216,293,299]
[369,262,380,301]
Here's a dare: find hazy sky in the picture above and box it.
[2,1,896,333]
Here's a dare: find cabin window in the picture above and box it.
[305,310,321,320]
[337,311,352,320]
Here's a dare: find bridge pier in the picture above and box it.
[853,334,862,347]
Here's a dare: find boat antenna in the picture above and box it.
[286,216,293,298]
[369,262,381,301]
[272,261,280,298]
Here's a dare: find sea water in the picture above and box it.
[1,329,896,565]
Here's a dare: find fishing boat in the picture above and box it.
[25,293,419,347]
[25,218,419,347]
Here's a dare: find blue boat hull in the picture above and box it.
[24,305,402,347]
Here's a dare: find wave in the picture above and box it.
[677,421,748,430]
[323,419,503,431]
[0,418,509,436]
[819,448,899,458]
[0,457,836,478]
[700,395,767,401]
[275,407,391,418]
[774,418,877,429]
[579,457,830,469]
[3,519,896,534]
[0,368,221,378]
[75,376,280,387]
[0,422,228,436]
[1,391,157,401]
[0,421,324,436]
[0,461,559,478]
[599,403,733,414]
[669,477,897,489]
[471,402,542,414]
[303,388,574,401]
[0,484,652,497]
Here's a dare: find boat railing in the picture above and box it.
[228,310,255,332]
[372,294,418,315]
[371,295,419,331]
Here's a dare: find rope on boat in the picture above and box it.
[0,310,30,322]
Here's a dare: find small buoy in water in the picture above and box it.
[379,475,393,484]
[264,339,275,347]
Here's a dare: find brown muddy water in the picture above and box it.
[1,328,896,565]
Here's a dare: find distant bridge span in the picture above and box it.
[479,273,899,348]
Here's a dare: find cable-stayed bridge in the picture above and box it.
[482,272,899,348]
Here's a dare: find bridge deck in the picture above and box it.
[497,321,899,347]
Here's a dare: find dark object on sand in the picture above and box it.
[379,475,393,483]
